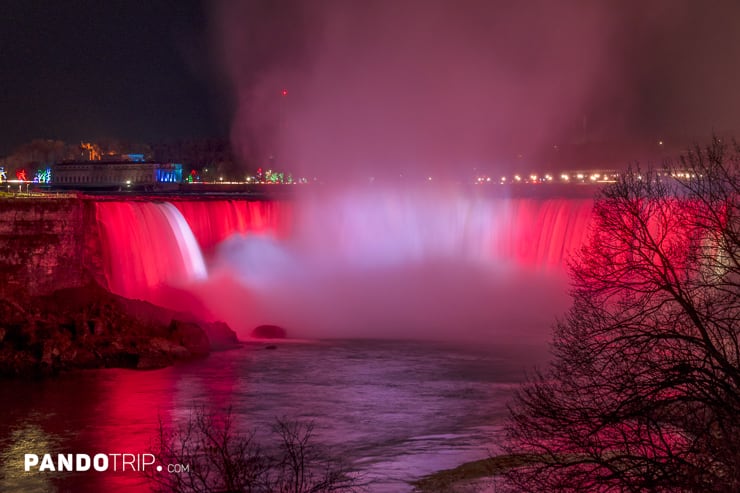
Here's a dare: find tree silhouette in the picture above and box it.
[146,407,360,493]
[504,138,739,492]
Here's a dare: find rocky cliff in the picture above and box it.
[0,282,239,377]
[0,196,238,377]
[0,196,104,297]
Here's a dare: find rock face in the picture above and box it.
[0,197,105,298]
[0,283,239,377]
[169,320,211,357]
[202,321,240,350]
[251,325,287,339]
[0,196,241,377]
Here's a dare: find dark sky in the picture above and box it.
[0,0,222,155]
[2,1,740,168]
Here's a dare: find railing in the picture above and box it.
[0,190,80,199]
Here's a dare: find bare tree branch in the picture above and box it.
[504,137,740,492]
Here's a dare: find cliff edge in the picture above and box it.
[0,282,239,377]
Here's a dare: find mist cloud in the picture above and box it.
[211,0,740,175]
[216,0,617,176]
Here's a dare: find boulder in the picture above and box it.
[251,325,287,339]
[169,320,210,357]
[202,321,240,350]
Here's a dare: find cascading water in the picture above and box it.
[172,200,290,254]
[283,190,594,269]
[95,192,594,339]
[95,201,207,302]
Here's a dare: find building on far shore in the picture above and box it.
[51,158,183,190]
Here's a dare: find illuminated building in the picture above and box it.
[51,161,183,190]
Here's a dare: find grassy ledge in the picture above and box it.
[411,454,540,492]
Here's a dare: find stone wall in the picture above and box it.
[0,197,105,297]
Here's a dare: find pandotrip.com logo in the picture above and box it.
[24,453,190,474]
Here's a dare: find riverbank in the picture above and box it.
[411,454,540,492]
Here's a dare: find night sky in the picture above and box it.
[2,1,740,168]
[0,0,221,155]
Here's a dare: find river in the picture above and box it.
[0,338,548,492]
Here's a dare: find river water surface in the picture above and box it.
[0,339,549,492]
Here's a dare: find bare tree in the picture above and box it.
[268,418,358,493]
[146,408,360,493]
[503,138,740,492]
[147,408,268,493]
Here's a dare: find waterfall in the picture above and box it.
[285,191,594,270]
[94,195,595,338]
[95,201,207,301]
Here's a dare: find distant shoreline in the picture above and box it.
[411,454,540,492]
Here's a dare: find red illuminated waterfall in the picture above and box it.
[95,197,593,306]
[289,195,595,270]
[96,201,205,300]
[173,200,290,254]
[95,200,289,303]
[491,199,593,268]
